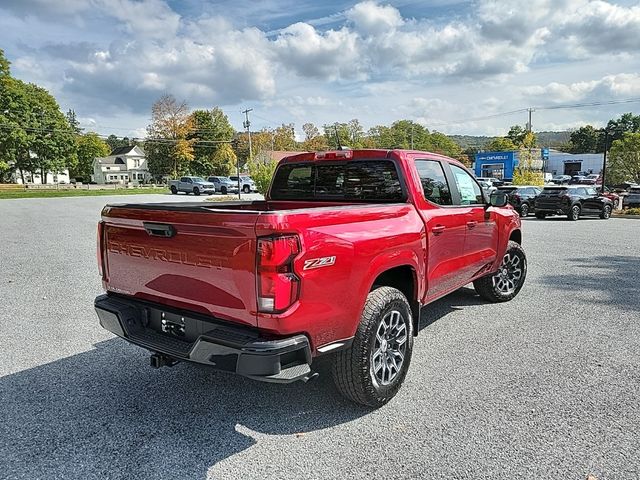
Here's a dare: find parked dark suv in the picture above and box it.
[496,186,541,217]
[534,186,613,221]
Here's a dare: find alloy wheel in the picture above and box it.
[371,310,407,386]
[572,206,580,220]
[492,251,524,295]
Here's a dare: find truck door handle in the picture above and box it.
[466,221,478,229]
[143,222,175,238]
[432,225,446,235]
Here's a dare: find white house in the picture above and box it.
[92,145,149,184]
[12,168,71,184]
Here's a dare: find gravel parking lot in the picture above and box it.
[1,195,638,480]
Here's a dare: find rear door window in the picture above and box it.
[414,160,452,205]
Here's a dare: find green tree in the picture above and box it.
[429,131,463,158]
[247,157,277,195]
[513,150,544,186]
[0,51,76,183]
[507,125,527,145]
[272,123,297,151]
[0,48,10,77]
[606,112,640,144]
[608,132,640,184]
[323,120,367,149]
[26,83,77,181]
[368,120,429,149]
[105,135,132,152]
[65,109,83,135]
[234,130,273,168]
[569,125,604,153]
[74,132,110,181]
[486,137,517,151]
[211,143,237,176]
[301,122,328,151]
[188,107,235,176]
[146,94,193,177]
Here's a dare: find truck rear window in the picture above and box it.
[270,160,404,201]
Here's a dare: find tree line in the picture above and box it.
[144,94,469,180]
[2,45,638,186]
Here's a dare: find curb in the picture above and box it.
[613,214,640,219]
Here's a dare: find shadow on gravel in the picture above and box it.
[0,340,368,480]
[418,286,486,331]
[540,255,640,312]
[1,288,494,479]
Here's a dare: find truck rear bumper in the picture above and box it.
[94,294,313,383]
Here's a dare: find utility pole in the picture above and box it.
[527,108,534,132]
[410,124,414,150]
[601,128,609,196]
[241,108,252,199]
[242,108,253,160]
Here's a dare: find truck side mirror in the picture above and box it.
[489,191,509,208]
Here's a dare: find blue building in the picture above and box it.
[474,151,519,180]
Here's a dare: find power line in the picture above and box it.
[422,97,640,129]
[535,97,640,111]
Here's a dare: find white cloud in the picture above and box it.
[273,23,363,80]
[2,0,639,136]
[557,1,640,55]
[522,73,640,103]
[346,1,404,34]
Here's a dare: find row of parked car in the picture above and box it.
[550,172,601,185]
[169,175,258,195]
[479,177,640,221]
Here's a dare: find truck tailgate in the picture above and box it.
[101,205,259,327]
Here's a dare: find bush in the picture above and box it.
[512,170,544,186]
[247,159,277,195]
[622,207,640,215]
[512,149,544,186]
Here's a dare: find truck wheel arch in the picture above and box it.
[509,229,522,244]
[368,264,421,337]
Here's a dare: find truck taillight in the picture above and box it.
[257,235,300,313]
[97,221,105,278]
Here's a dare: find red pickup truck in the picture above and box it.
[95,149,526,407]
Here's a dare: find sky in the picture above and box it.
[1,0,640,139]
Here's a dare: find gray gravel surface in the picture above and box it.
[1,197,639,480]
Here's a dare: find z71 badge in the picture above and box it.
[303,256,336,270]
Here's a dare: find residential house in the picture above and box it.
[92,145,149,184]
[12,168,71,184]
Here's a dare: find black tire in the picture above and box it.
[473,240,527,303]
[243,185,250,194]
[193,187,200,196]
[170,186,177,195]
[600,204,612,219]
[221,186,227,195]
[332,286,414,408]
[613,198,620,208]
[535,212,546,219]
[568,204,580,221]
[519,203,529,217]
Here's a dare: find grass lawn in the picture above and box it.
[0,187,168,199]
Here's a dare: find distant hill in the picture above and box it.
[449,135,492,150]
[450,131,571,151]
[536,131,571,147]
